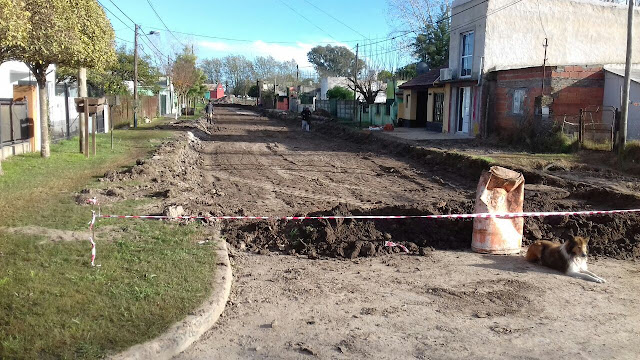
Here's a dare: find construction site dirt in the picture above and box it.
[98,107,639,359]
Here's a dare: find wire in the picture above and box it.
[145,0,186,48]
[97,0,134,31]
[107,0,135,25]
[276,0,339,42]
[115,35,133,44]
[301,0,367,38]
[436,0,489,24]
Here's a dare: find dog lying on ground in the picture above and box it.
[525,236,606,283]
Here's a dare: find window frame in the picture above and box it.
[512,88,526,115]
[405,94,410,108]
[460,31,475,78]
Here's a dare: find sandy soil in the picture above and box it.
[94,107,639,359]
[177,249,639,360]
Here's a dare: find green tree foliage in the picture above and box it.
[307,45,365,77]
[326,86,354,100]
[57,46,161,95]
[0,0,30,62]
[412,4,450,68]
[172,50,199,111]
[4,0,116,158]
[377,70,393,82]
[395,63,417,80]
[247,85,259,98]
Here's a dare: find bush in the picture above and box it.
[622,141,640,163]
[504,117,578,153]
[326,86,353,100]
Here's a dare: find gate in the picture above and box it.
[0,99,30,146]
[579,106,616,151]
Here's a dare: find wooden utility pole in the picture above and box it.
[84,98,89,157]
[78,68,87,153]
[133,24,139,128]
[353,43,359,123]
[619,0,634,154]
[542,38,548,95]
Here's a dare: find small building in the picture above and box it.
[209,83,224,100]
[399,68,451,132]
[157,76,175,116]
[603,65,640,140]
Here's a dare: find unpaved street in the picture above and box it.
[155,107,640,359]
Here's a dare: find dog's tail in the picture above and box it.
[525,241,544,262]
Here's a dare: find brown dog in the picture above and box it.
[525,237,606,283]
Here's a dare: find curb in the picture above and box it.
[110,229,232,360]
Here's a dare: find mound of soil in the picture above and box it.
[224,203,475,259]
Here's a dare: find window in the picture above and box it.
[513,89,526,114]
[433,93,445,123]
[385,104,391,116]
[460,31,474,77]
[405,94,410,108]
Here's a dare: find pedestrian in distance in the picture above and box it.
[301,107,312,132]
[205,100,215,124]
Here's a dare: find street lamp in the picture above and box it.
[133,26,160,128]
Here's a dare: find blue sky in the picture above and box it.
[101,0,409,70]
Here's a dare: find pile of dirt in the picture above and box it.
[223,203,475,259]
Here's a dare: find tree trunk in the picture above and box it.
[0,157,3,176]
[34,66,50,158]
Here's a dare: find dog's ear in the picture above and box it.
[574,236,589,245]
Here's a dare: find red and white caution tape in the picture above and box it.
[98,208,640,221]
[88,210,98,267]
[385,241,409,253]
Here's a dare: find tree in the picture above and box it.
[412,4,450,68]
[326,86,353,100]
[253,56,279,81]
[0,0,30,62]
[247,85,259,98]
[395,63,418,79]
[57,46,161,96]
[223,55,254,95]
[377,70,393,82]
[4,0,115,158]
[307,45,365,77]
[347,71,385,104]
[200,58,223,84]
[172,50,199,113]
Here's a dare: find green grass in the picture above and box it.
[0,120,217,359]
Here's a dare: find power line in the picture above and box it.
[145,0,186,48]
[301,0,367,38]
[436,0,489,24]
[276,0,339,42]
[107,0,135,25]
[97,0,134,31]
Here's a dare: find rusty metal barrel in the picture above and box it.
[471,166,525,254]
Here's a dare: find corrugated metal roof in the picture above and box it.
[604,67,640,84]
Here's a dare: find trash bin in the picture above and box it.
[471,166,525,254]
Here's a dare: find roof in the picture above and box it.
[604,66,640,84]
[398,68,443,89]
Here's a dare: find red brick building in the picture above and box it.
[489,65,605,135]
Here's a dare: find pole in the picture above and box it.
[78,68,87,153]
[110,102,114,151]
[64,83,70,139]
[542,38,548,95]
[353,43,359,124]
[133,24,139,128]
[618,0,634,155]
[84,98,89,157]
[92,106,97,156]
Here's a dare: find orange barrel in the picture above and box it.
[471,166,525,254]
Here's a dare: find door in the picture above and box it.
[161,95,167,116]
[429,92,444,132]
[416,91,428,127]
[458,87,471,133]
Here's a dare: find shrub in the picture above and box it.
[622,141,640,163]
[326,86,354,100]
[504,116,578,153]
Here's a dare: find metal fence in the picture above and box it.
[315,99,355,120]
[0,99,30,146]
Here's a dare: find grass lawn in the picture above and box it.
[0,121,217,359]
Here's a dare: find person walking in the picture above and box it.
[205,100,214,124]
[301,107,311,132]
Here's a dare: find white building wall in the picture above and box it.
[320,77,352,100]
[603,69,640,140]
[483,0,640,72]
[449,0,489,80]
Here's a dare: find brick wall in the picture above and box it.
[490,65,604,135]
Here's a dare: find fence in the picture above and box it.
[50,84,80,142]
[580,107,616,151]
[108,95,158,128]
[315,99,355,120]
[0,99,30,145]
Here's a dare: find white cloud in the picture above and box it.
[199,41,232,52]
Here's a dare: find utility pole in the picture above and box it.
[78,68,87,153]
[542,38,548,95]
[133,24,139,128]
[619,0,634,154]
[353,43,359,124]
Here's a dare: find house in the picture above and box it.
[0,61,55,158]
[603,65,640,140]
[320,76,352,100]
[398,67,450,131]
[207,83,224,100]
[437,0,640,137]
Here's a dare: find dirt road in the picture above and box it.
[100,107,639,359]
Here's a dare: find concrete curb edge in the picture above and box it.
[110,231,232,360]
